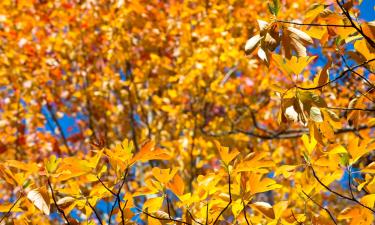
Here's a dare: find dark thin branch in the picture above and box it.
[326,106,375,112]
[189,116,198,192]
[108,198,118,225]
[0,194,22,223]
[187,209,203,225]
[97,176,116,196]
[291,210,303,225]
[296,58,375,91]
[310,166,375,213]
[277,19,352,27]
[347,168,355,199]
[87,200,103,225]
[205,201,209,225]
[137,208,191,225]
[117,169,128,224]
[202,123,375,140]
[242,201,251,225]
[108,168,129,225]
[336,0,375,49]
[341,55,375,89]
[166,194,172,220]
[46,103,72,155]
[301,190,337,225]
[212,171,232,225]
[125,61,139,152]
[47,179,71,225]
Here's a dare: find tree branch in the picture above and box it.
[0,194,22,223]
[137,208,191,225]
[48,179,71,225]
[212,171,232,225]
[296,58,375,91]
[277,19,352,27]
[202,124,375,140]
[302,190,337,225]
[310,166,375,213]
[108,168,129,225]
[87,200,103,225]
[46,103,72,155]
[336,0,375,49]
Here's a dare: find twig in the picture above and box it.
[296,58,375,91]
[107,168,129,225]
[212,171,232,225]
[242,201,251,225]
[301,190,337,225]
[46,103,72,155]
[310,166,375,213]
[277,19,351,27]
[166,194,172,220]
[205,201,209,225]
[336,0,375,49]
[0,194,22,223]
[137,208,191,225]
[87,200,104,225]
[347,168,355,199]
[202,123,375,140]
[97,176,116,196]
[326,106,375,112]
[187,209,203,225]
[47,179,71,225]
[291,210,303,225]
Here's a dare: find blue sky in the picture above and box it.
[359,0,375,21]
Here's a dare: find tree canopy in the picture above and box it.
[0,0,375,224]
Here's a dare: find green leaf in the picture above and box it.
[273,0,281,15]
[267,0,281,16]
[268,3,276,15]
[340,153,349,166]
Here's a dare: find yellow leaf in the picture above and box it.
[6,160,39,173]
[148,216,163,225]
[338,206,373,224]
[131,141,171,164]
[248,173,281,194]
[305,4,325,19]
[0,164,18,186]
[328,145,347,155]
[348,137,374,164]
[214,140,239,166]
[275,165,296,178]
[306,26,325,39]
[236,152,274,173]
[152,167,179,185]
[167,173,185,196]
[45,155,61,174]
[362,162,375,173]
[301,134,317,155]
[231,199,243,217]
[143,196,164,213]
[273,54,316,75]
[360,194,375,208]
[273,201,289,219]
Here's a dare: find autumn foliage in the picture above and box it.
[1,0,375,224]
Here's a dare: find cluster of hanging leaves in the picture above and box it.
[0,0,375,224]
